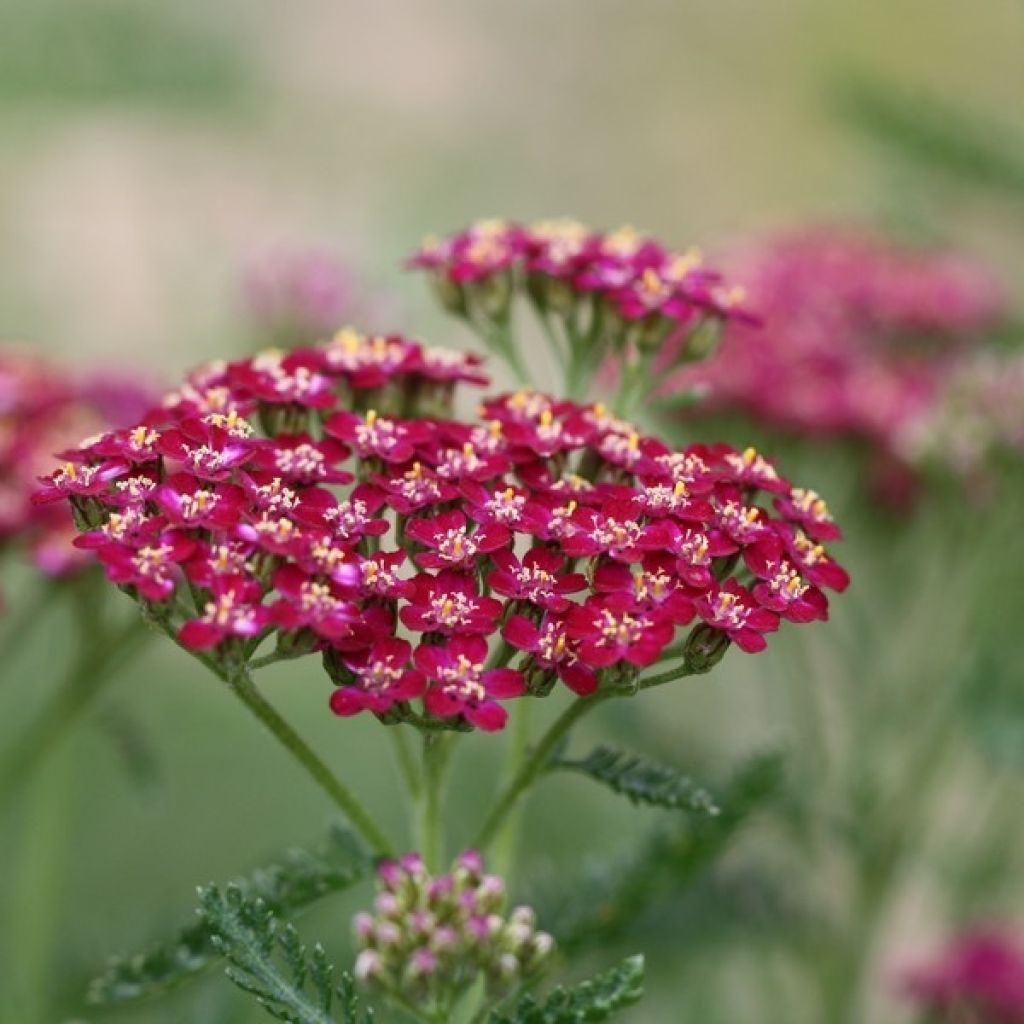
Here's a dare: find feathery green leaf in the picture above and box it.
[490,955,644,1023]
[201,884,374,1023]
[550,744,720,815]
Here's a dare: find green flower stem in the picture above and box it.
[416,732,456,871]
[225,664,396,857]
[472,690,615,852]
[489,697,533,881]
[473,664,697,852]
[0,617,147,805]
[389,724,422,801]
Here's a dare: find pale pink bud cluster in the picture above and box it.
[353,851,553,1013]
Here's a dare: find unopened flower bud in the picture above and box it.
[427,874,454,905]
[376,921,402,949]
[408,909,435,937]
[375,891,400,918]
[455,849,484,880]
[353,912,376,945]
[526,931,555,970]
[399,852,426,878]
[403,947,438,988]
[683,622,731,673]
[376,859,404,891]
[430,925,459,953]
[354,949,385,986]
[475,875,505,912]
[509,906,536,929]
[504,921,533,949]
[494,952,520,986]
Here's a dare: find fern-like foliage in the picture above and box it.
[536,751,786,953]
[551,744,720,815]
[89,823,369,1006]
[490,955,644,1023]
[834,73,1024,197]
[201,884,374,1024]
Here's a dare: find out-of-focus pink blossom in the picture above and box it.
[671,230,1006,476]
[0,347,154,581]
[901,927,1024,1023]
[242,246,394,343]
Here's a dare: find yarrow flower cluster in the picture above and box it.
[668,230,1005,463]
[410,217,752,326]
[0,348,152,580]
[353,851,552,1014]
[901,927,1024,1024]
[35,323,847,733]
[408,219,755,407]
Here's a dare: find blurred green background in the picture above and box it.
[1,2,1022,1022]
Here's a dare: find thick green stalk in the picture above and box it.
[225,665,395,857]
[472,690,616,851]
[473,663,697,851]
[389,725,423,801]
[415,732,455,870]
[489,699,533,879]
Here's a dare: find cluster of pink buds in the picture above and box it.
[670,229,1006,472]
[34,324,847,732]
[408,219,755,401]
[0,347,153,581]
[353,851,553,1012]
[900,927,1024,1023]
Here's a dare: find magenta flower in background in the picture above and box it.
[242,247,388,344]
[901,927,1024,1024]
[667,228,1008,496]
[0,348,155,582]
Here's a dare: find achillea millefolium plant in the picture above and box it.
[31,219,850,1023]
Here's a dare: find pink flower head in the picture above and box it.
[179,578,272,650]
[415,635,525,731]
[37,291,846,730]
[271,564,361,642]
[229,350,336,409]
[325,409,431,463]
[155,474,245,529]
[566,595,674,668]
[96,530,196,602]
[486,547,586,612]
[694,579,779,653]
[330,638,426,716]
[399,571,502,635]
[405,510,510,570]
[503,613,597,695]
[744,538,828,623]
[156,420,254,482]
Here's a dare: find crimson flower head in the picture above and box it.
[36,310,846,735]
